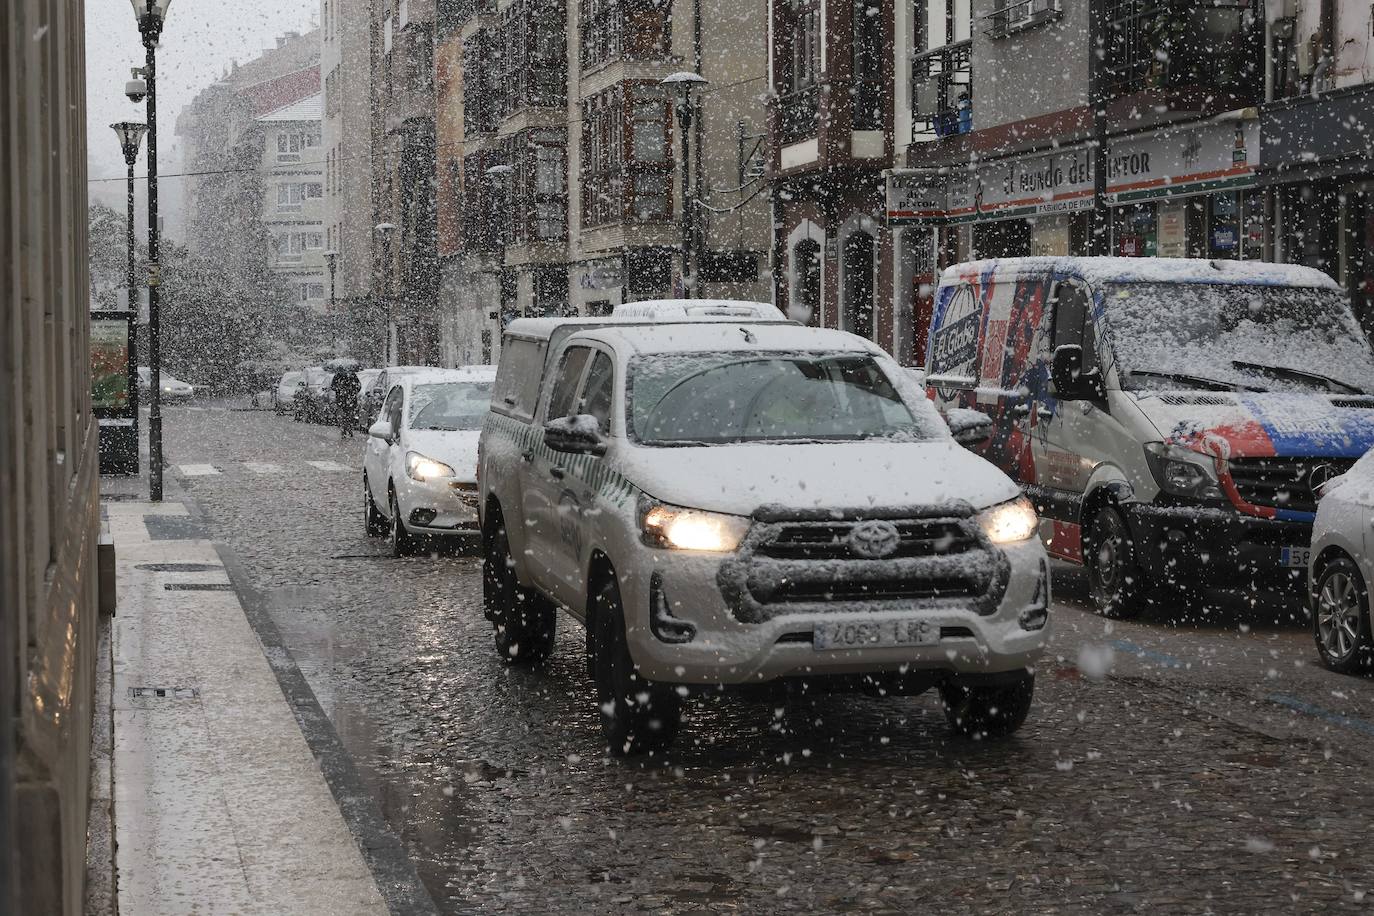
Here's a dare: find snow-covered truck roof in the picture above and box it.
[568,322,885,357]
[941,257,1341,290]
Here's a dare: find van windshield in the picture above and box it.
[628,352,937,445]
[1101,283,1374,395]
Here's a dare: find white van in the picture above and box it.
[924,257,1374,617]
[611,298,787,322]
[477,317,1050,754]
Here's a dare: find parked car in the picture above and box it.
[363,367,497,556]
[478,317,1048,755]
[137,366,195,400]
[293,367,334,423]
[355,369,383,428]
[359,366,430,430]
[1310,450,1374,673]
[924,256,1374,618]
[273,370,304,414]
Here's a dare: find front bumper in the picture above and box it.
[621,539,1049,686]
[396,476,481,535]
[1124,502,1310,591]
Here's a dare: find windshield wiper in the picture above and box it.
[1229,360,1364,395]
[1127,370,1257,393]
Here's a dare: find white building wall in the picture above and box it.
[261,120,330,311]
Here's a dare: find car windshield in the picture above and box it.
[408,381,494,430]
[281,372,302,385]
[628,352,934,445]
[1102,283,1374,394]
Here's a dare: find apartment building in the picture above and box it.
[371,0,441,364]
[260,96,330,309]
[322,0,377,353]
[434,0,771,363]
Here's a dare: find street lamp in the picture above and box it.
[374,223,397,365]
[661,71,709,299]
[129,0,173,501]
[111,122,147,315]
[323,249,339,354]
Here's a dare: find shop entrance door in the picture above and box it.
[1343,185,1374,331]
[842,231,875,340]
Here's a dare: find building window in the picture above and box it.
[510,131,567,244]
[776,0,821,143]
[497,0,567,119]
[462,151,503,251]
[580,0,670,71]
[301,282,326,301]
[580,83,672,229]
[851,0,883,130]
[463,30,499,134]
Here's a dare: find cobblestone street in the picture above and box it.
[162,403,1374,914]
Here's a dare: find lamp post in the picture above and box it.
[130,0,173,500]
[374,223,397,365]
[111,122,147,314]
[662,71,708,298]
[323,249,339,352]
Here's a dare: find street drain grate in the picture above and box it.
[163,583,234,591]
[136,562,223,572]
[129,686,199,700]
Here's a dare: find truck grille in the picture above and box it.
[717,506,1008,623]
[1227,457,1354,514]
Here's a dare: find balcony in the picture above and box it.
[911,39,971,140]
[777,84,820,146]
[1102,1,1262,104]
[982,0,1061,39]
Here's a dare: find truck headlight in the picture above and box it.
[640,499,749,552]
[977,497,1038,544]
[1143,442,1223,500]
[406,451,455,481]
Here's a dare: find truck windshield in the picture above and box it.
[628,352,933,445]
[1102,283,1374,394]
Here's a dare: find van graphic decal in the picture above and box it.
[929,284,980,375]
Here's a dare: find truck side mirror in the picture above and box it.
[544,415,608,457]
[946,408,993,449]
[1051,345,1104,400]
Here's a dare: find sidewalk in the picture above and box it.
[101,474,388,915]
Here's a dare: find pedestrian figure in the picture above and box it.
[330,369,361,439]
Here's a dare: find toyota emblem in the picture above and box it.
[848,520,901,559]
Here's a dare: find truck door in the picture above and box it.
[523,346,592,596]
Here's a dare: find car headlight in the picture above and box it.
[640,499,750,552]
[406,451,455,481]
[977,496,1039,544]
[1143,442,1223,500]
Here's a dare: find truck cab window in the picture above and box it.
[1052,282,1098,374]
[546,346,591,420]
[578,352,615,434]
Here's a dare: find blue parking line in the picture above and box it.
[1110,639,1186,669]
[1266,693,1374,739]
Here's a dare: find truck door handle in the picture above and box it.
[520,449,534,463]
[1037,407,1054,420]
[549,466,565,480]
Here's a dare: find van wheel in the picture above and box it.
[483,520,556,664]
[1313,557,1372,674]
[1086,506,1145,619]
[592,575,680,756]
[939,672,1034,739]
[363,475,387,537]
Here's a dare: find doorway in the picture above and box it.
[842,230,875,340]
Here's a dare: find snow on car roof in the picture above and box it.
[573,322,882,356]
[942,257,1341,290]
[399,366,497,387]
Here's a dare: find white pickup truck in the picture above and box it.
[477,315,1049,755]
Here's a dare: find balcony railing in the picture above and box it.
[982,0,1062,38]
[1101,1,1262,101]
[911,39,972,139]
[778,84,820,146]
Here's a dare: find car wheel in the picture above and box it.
[1313,557,1372,674]
[363,475,387,538]
[389,488,416,557]
[482,518,556,664]
[939,672,1034,739]
[592,574,680,756]
[1085,506,1146,619]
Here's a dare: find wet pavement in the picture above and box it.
[163,401,1374,914]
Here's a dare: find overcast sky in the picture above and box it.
[86,0,316,201]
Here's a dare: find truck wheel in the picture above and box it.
[363,475,387,537]
[939,672,1034,739]
[483,520,556,664]
[1086,506,1145,619]
[1313,557,1372,674]
[592,574,680,756]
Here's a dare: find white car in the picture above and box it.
[137,366,195,400]
[478,318,1049,754]
[1310,451,1374,673]
[363,367,497,556]
[273,370,304,414]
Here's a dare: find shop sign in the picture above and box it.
[1105,120,1259,205]
[886,170,946,224]
[1210,226,1238,251]
[976,148,1095,220]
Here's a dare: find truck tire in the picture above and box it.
[1086,505,1146,619]
[939,672,1034,739]
[592,574,680,756]
[483,519,556,664]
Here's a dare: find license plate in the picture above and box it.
[1280,547,1312,568]
[813,619,940,651]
